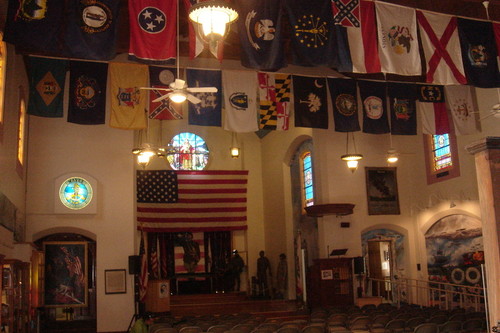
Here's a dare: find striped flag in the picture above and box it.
[139,232,149,302]
[149,233,159,279]
[136,170,249,232]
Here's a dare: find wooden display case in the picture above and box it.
[307,258,354,308]
[1,259,31,333]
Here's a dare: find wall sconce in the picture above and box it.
[188,1,239,45]
[230,132,240,158]
[386,148,399,164]
[341,132,363,173]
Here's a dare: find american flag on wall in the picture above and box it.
[136,170,249,232]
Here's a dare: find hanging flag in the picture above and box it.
[128,0,176,63]
[109,62,148,130]
[493,23,500,66]
[234,0,286,71]
[68,61,107,125]
[186,69,222,127]
[27,57,67,118]
[3,0,64,53]
[258,72,291,130]
[149,66,182,120]
[293,75,329,129]
[223,70,258,133]
[328,78,360,132]
[149,233,159,279]
[139,231,149,302]
[159,234,169,278]
[331,0,360,27]
[343,0,380,73]
[284,0,337,67]
[416,11,466,85]
[65,0,119,60]
[388,82,417,135]
[445,85,479,135]
[136,170,249,232]
[376,2,421,76]
[183,0,224,61]
[358,80,389,134]
[416,84,450,135]
[458,18,500,88]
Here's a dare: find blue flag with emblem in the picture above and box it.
[65,0,120,60]
[328,78,360,132]
[3,0,64,54]
[234,0,286,71]
[68,61,108,125]
[388,82,417,135]
[458,18,500,88]
[283,0,337,66]
[293,75,329,129]
[27,57,67,118]
[358,80,390,134]
[187,69,222,127]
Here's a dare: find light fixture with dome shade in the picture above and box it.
[341,132,363,173]
[188,0,239,45]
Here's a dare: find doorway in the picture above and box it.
[367,240,393,297]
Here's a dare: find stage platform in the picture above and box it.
[169,292,307,318]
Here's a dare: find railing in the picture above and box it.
[366,276,485,312]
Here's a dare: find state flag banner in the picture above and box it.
[129,0,176,63]
[388,82,417,135]
[346,0,381,73]
[68,61,108,125]
[293,75,329,129]
[223,70,259,133]
[332,0,360,27]
[3,0,64,53]
[283,0,337,67]
[27,57,67,118]
[416,11,466,85]
[149,66,182,120]
[358,80,390,134]
[375,2,422,76]
[328,78,360,132]
[65,0,120,60]
[109,63,148,130]
[458,18,500,88]
[258,73,291,131]
[186,69,222,127]
[417,84,449,135]
[234,0,286,71]
[136,170,249,232]
[445,85,479,135]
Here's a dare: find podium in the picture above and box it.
[145,280,170,313]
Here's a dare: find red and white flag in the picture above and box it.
[139,232,149,302]
[346,0,380,73]
[418,102,450,135]
[417,11,466,85]
[128,0,177,63]
[445,85,479,135]
[376,2,421,76]
[331,0,360,27]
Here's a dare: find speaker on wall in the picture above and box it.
[128,255,141,275]
[354,256,365,274]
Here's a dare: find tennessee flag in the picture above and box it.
[128,0,176,63]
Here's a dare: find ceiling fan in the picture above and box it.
[479,103,500,120]
[141,78,218,105]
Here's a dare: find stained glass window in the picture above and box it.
[302,152,314,207]
[0,32,6,128]
[432,134,452,171]
[17,87,26,171]
[166,132,209,170]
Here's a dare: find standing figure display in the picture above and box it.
[275,253,288,299]
[257,250,272,297]
[181,232,200,273]
[229,249,245,291]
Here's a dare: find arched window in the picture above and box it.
[301,151,314,207]
[0,32,6,137]
[166,132,209,170]
[17,86,26,177]
[424,133,460,184]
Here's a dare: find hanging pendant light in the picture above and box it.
[188,1,238,45]
[230,132,240,158]
[340,132,363,173]
[386,148,399,164]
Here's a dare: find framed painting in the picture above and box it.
[365,167,400,215]
[44,241,88,307]
[105,269,127,294]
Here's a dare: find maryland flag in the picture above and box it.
[258,72,291,130]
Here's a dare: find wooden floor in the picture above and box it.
[169,293,307,319]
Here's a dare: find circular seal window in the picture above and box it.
[59,177,93,210]
[166,132,209,170]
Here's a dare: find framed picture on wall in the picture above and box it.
[105,269,127,294]
[365,167,400,215]
[44,241,88,307]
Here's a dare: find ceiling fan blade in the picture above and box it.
[187,87,218,93]
[187,94,201,104]
[139,87,171,91]
[152,92,172,103]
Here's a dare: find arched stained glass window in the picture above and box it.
[301,152,314,207]
[424,133,460,184]
[166,132,209,170]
